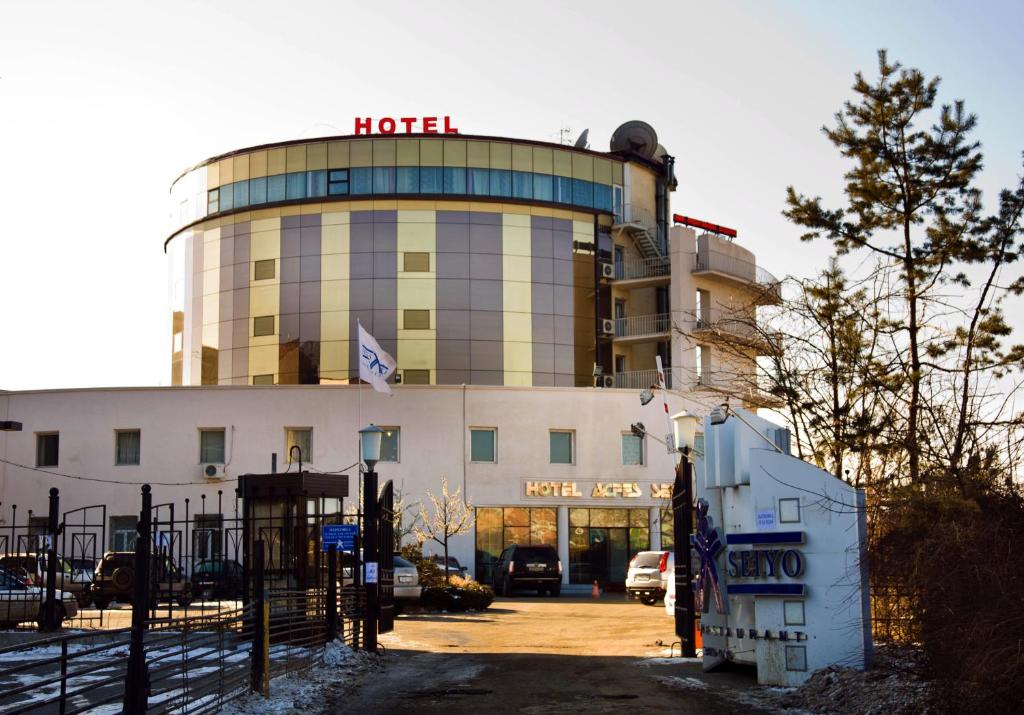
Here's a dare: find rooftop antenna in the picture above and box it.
[574,128,590,149]
[557,126,573,145]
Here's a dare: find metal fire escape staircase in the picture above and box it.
[614,205,665,260]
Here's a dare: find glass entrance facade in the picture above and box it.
[475,506,557,586]
[568,508,650,586]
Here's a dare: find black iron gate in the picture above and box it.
[378,480,394,634]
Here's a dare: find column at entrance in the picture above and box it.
[650,507,662,551]
[557,506,569,585]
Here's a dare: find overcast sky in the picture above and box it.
[1,0,1021,391]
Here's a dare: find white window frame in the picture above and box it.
[469,427,497,464]
[379,426,401,463]
[620,431,645,467]
[198,428,226,464]
[549,429,575,465]
[285,427,313,464]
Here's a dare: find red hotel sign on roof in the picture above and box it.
[354,116,460,135]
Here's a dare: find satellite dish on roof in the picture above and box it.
[610,121,658,159]
[574,128,590,149]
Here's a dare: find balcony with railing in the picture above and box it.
[612,256,671,285]
[692,373,785,408]
[613,313,671,342]
[613,369,674,390]
[694,242,781,304]
[689,309,777,354]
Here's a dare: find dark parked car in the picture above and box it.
[186,559,243,602]
[492,544,561,596]
[90,552,184,608]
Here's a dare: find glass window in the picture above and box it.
[443,167,466,194]
[533,174,553,202]
[307,170,327,197]
[110,516,137,552]
[350,167,372,195]
[549,430,574,464]
[254,259,276,281]
[420,167,443,193]
[286,172,306,200]
[572,179,593,208]
[328,169,349,195]
[470,428,496,462]
[490,169,512,197]
[220,183,234,211]
[115,430,141,466]
[403,369,430,384]
[372,167,395,194]
[553,176,573,204]
[511,171,533,199]
[613,184,624,221]
[403,309,430,330]
[593,183,612,211]
[250,176,267,204]
[396,167,419,193]
[267,174,286,202]
[379,427,400,462]
[286,428,312,463]
[253,315,275,337]
[468,168,489,196]
[253,374,274,385]
[206,188,219,214]
[660,508,674,549]
[234,179,249,207]
[621,433,644,466]
[404,252,429,272]
[199,429,225,463]
[36,433,59,467]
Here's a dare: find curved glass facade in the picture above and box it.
[168,136,624,241]
[169,200,613,387]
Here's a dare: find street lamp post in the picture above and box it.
[358,424,383,654]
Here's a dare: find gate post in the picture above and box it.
[41,488,60,632]
[327,544,338,643]
[251,540,269,696]
[361,469,379,653]
[123,484,153,714]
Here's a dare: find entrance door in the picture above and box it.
[587,528,630,588]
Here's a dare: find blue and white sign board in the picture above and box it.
[321,524,358,552]
[693,408,871,687]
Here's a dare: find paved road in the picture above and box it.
[339,595,770,714]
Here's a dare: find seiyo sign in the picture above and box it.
[354,116,460,135]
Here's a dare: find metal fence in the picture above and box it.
[0,483,372,713]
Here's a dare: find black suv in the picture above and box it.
[492,544,562,596]
[90,552,185,608]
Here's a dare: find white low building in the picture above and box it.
[1,384,716,588]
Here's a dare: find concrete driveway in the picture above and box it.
[340,595,771,713]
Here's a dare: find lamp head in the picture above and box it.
[709,404,730,426]
[639,389,655,406]
[359,423,384,471]
[630,422,646,438]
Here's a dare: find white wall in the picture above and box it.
[0,383,713,580]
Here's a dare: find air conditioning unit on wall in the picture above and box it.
[600,262,615,280]
[201,463,226,480]
[601,318,615,336]
[602,375,616,388]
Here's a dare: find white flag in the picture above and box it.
[358,323,397,394]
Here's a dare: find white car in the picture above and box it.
[0,567,79,628]
[664,561,675,616]
[626,551,673,605]
[393,554,422,603]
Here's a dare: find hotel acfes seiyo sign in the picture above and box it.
[354,116,460,135]
[523,480,674,499]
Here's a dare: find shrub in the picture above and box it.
[419,580,494,612]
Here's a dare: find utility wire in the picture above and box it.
[0,456,360,487]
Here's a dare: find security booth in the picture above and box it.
[236,472,348,600]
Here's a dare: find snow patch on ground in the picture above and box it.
[218,641,380,714]
[652,675,709,690]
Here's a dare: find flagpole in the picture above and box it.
[357,319,364,509]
